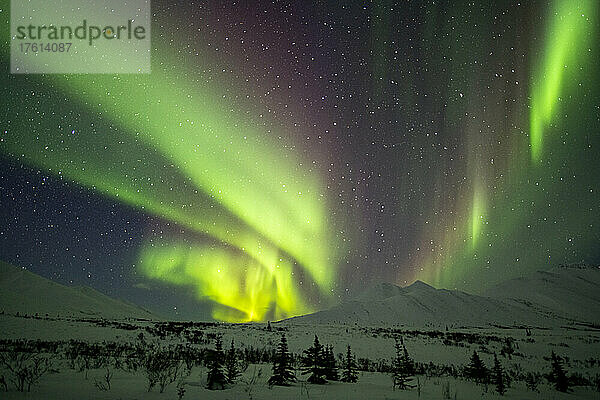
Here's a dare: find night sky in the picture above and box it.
[1,0,599,321]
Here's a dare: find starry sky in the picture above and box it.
[1,0,599,321]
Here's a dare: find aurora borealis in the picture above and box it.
[529,0,596,162]
[1,0,599,321]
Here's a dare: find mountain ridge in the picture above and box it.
[286,266,600,327]
[0,261,157,320]
[483,265,600,324]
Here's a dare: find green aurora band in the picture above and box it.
[529,0,595,162]
[413,0,598,290]
[1,1,598,316]
[1,29,341,321]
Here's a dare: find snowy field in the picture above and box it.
[1,314,599,399]
[2,365,596,400]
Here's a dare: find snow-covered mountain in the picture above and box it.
[483,264,600,325]
[0,261,156,320]
[352,281,405,302]
[286,280,544,327]
[3,259,598,327]
[287,266,600,327]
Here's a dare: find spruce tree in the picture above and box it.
[300,335,326,384]
[492,353,506,395]
[225,339,240,384]
[524,372,541,392]
[206,336,226,390]
[323,345,339,381]
[268,334,296,386]
[464,350,488,384]
[548,351,569,392]
[340,344,358,383]
[391,337,414,390]
[401,337,414,375]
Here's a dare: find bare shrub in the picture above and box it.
[142,343,187,393]
[93,367,112,391]
[242,365,262,400]
[0,350,52,392]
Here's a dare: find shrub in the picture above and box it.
[142,343,186,393]
[0,350,52,392]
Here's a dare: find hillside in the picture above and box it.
[285,266,600,328]
[352,281,405,302]
[483,264,600,324]
[0,261,156,320]
[286,280,556,327]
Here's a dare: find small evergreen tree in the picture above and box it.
[524,372,541,392]
[548,351,569,392]
[340,344,358,383]
[206,336,226,390]
[401,338,414,375]
[300,335,327,384]
[492,353,506,395]
[322,345,339,381]
[224,339,240,384]
[391,337,414,390]
[464,350,488,384]
[268,334,296,386]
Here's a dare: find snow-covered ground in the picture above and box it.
[1,314,599,399]
[2,364,596,400]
